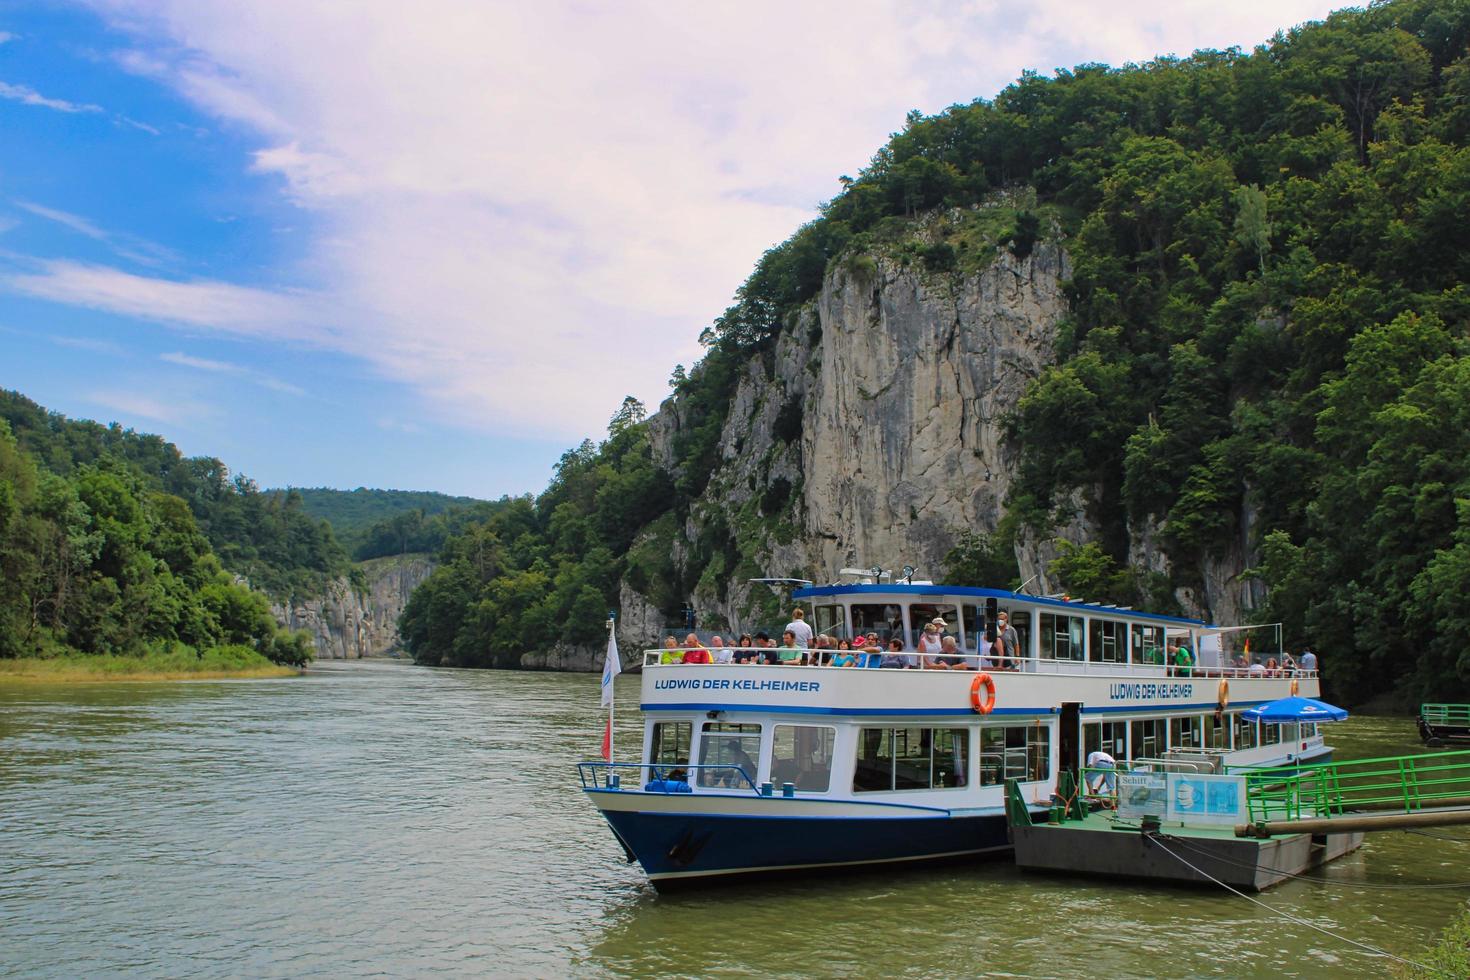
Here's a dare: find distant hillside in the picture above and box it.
[276,487,489,557]
[0,389,351,600]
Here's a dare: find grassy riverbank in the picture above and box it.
[0,645,300,683]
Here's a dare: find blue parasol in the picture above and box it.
[1240,695,1349,723]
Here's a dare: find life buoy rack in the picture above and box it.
[1217,678,1230,711]
[1290,678,1300,696]
[970,672,996,714]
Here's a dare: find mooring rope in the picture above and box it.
[1153,831,1470,891]
[1142,832,1441,974]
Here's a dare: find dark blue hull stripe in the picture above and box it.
[598,809,1010,880]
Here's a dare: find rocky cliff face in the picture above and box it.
[273,554,435,659]
[633,210,1085,637]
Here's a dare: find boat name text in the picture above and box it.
[651,678,821,692]
[1108,682,1194,701]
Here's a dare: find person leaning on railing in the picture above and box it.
[681,632,713,664]
[660,636,681,664]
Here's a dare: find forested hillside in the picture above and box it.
[0,418,311,665]
[279,487,486,558]
[403,0,1470,703]
[1,390,351,598]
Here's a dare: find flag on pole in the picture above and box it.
[600,625,620,762]
[1243,636,1251,658]
[600,629,621,708]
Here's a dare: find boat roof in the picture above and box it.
[791,583,1207,628]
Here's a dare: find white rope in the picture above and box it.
[1143,832,1443,975]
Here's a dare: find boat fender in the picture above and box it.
[1216,678,1229,711]
[970,672,996,714]
[1289,678,1299,696]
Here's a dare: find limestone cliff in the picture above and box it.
[273,554,435,659]
[633,201,1082,639]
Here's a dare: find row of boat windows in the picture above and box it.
[648,720,1051,795]
[811,602,1178,663]
[1084,714,1320,761]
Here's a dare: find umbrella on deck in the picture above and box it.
[1241,695,1349,723]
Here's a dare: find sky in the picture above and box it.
[0,1,1347,499]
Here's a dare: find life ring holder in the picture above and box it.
[970,672,996,714]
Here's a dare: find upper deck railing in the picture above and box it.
[640,647,1318,681]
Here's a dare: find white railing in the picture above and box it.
[641,647,1319,681]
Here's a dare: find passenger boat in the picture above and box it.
[576,582,1326,889]
[1418,703,1470,745]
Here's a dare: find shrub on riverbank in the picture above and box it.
[1397,903,1470,979]
[0,644,299,682]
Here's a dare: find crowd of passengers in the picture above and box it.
[658,607,1025,670]
[656,608,1319,677]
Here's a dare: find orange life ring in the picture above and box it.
[1217,678,1230,710]
[1290,678,1299,696]
[970,672,996,714]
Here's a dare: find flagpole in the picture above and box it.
[607,614,615,762]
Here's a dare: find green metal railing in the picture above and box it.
[1422,703,1470,727]
[1239,749,1470,822]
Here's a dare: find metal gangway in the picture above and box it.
[1235,748,1470,837]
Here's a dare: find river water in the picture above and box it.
[1,660,1465,978]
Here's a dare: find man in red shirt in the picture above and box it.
[681,632,712,664]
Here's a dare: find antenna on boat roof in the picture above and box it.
[1017,573,1039,595]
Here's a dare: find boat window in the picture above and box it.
[696,723,761,788]
[960,604,986,651]
[1203,712,1231,750]
[1040,612,1084,661]
[648,721,691,769]
[932,728,968,788]
[1088,619,1126,663]
[908,603,958,647]
[1170,715,1203,749]
[1129,718,1166,760]
[852,727,970,792]
[849,604,902,644]
[1130,624,1165,665]
[771,725,836,792]
[1233,713,1259,749]
[1084,720,1127,762]
[979,724,1050,784]
[1302,722,1318,738]
[812,604,847,641]
[1260,722,1283,746]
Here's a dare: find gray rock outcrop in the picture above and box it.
[273,554,435,659]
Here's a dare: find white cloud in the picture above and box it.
[0,80,102,113]
[160,349,306,395]
[5,259,323,342]
[15,199,180,266]
[88,389,210,427]
[69,1,1339,439]
[0,32,17,45]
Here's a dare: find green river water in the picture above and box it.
[1,660,1465,978]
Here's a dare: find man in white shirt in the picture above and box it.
[784,608,814,649]
[1085,749,1117,795]
[709,635,732,663]
[1299,647,1318,672]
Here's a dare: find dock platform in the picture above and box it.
[1009,809,1362,891]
